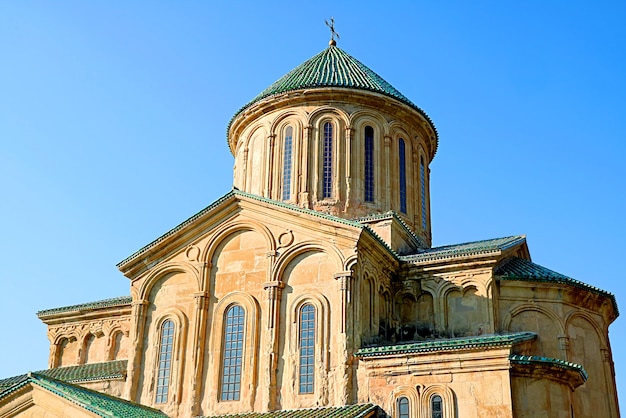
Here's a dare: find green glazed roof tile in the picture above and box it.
[228,45,437,144]
[496,257,618,315]
[510,354,588,381]
[401,235,526,263]
[0,360,127,391]
[355,332,536,357]
[37,296,131,318]
[0,372,166,417]
[205,403,380,418]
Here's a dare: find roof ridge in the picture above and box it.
[37,296,132,318]
[356,332,536,357]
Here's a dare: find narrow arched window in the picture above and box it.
[299,304,316,394]
[420,156,426,229]
[282,126,293,201]
[155,319,175,404]
[364,126,374,202]
[399,138,407,213]
[431,394,443,418]
[322,122,333,198]
[397,396,410,418]
[221,305,245,401]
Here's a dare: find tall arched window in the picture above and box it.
[322,122,333,198]
[397,396,410,418]
[420,156,426,229]
[431,394,443,418]
[155,319,175,404]
[398,138,407,213]
[364,126,374,202]
[221,305,245,401]
[282,126,293,201]
[299,304,316,394]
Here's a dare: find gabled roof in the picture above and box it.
[0,372,166,417]
[355,332,536,357]
[228,44,436,141]
[401,235,526,263]
[0,360,128,391]
[205,403,381,418]
[496,257,618,315]
[37,296,131,318]
[117,189,400,269]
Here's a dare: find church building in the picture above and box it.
[0,36,620,418]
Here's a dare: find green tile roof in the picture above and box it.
[0,360,128,391]
[510,354,588,381]
[0,372,166,417]
[228,45,437,145]
[355,332,536,357]
[37,296,131,318]
[400,235,526,263]
[118,189,400,268]
[496,257,618,315]
[205,403,381,418]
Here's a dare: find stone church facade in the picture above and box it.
[0,39,620,418]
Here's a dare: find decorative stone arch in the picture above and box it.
[137,261,201,302]
[271,240,345,282]
[349,109,389,136]
[106,324,130,361]
[564,310,606,343]
[202,218,276,270]
[51,333,79,368]
[503,303,566,335]
[208,291,260,408]
[148,308,189,405]
[270,109,307,135]
[241,122,270,151]
[307,105,350,128]
[420,384,455,418]
[387,385,419,418]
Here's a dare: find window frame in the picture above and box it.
[282,126,294,201]
[155,319,175,404]
[398,138,407,213]
[220,304,246,401]
[322,121,333,199]
[298,303,316,394]
[364,125,375,202]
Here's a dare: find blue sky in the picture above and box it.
[1,0,624,409]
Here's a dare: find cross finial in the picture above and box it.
[325,17,340,46]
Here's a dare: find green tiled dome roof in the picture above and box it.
[229,45,436,135]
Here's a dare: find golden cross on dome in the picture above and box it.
[325,17,340,46]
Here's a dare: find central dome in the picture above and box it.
[230,45,436,133]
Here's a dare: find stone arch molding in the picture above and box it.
[307,106,350,128]
[564,311,606,346]
[349,109,389,136]
[387,385,419,418]
[503,303,566,336]
[269,109,307,135]
[271,240,345,281]
[420,384,455,418]
[202,218,276,269]
[137,262,201,302]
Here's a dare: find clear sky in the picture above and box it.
[1,0,624,410]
